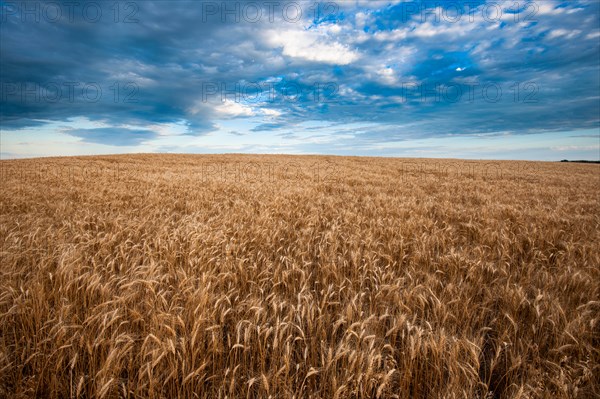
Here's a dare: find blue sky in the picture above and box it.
[1,0,599,160]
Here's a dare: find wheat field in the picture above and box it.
[0,154,598,398]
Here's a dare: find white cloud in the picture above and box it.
[265,26,360,65]
[548,29,582,39]
[412,21,477,38]
[354,11,370,28]
[376,67,399,85]
[537,2,563,16]
[586,31,600,40]
[215,100,255,117]
[373,29,407,41]
[262,108,282,117]
[567,8,584,14]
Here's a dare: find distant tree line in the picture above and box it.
[560,160,600,164]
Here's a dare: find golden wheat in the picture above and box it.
[0,154,598,398]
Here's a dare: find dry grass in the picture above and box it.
[0,154,598,398]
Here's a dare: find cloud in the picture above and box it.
[265,26,360,65]
[215,100,256,117]
[586,31,600,40]
[262,108,283,117]
[537,2,564,16]
[547,29,582,39]
[250,122,289,132]
[63,128,157,146]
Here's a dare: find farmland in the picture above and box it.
[0,154,598,398]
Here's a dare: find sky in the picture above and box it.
[1,0,599,160]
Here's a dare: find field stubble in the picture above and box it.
[0,154,598,398]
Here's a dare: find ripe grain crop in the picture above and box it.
[0,154,598,398]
